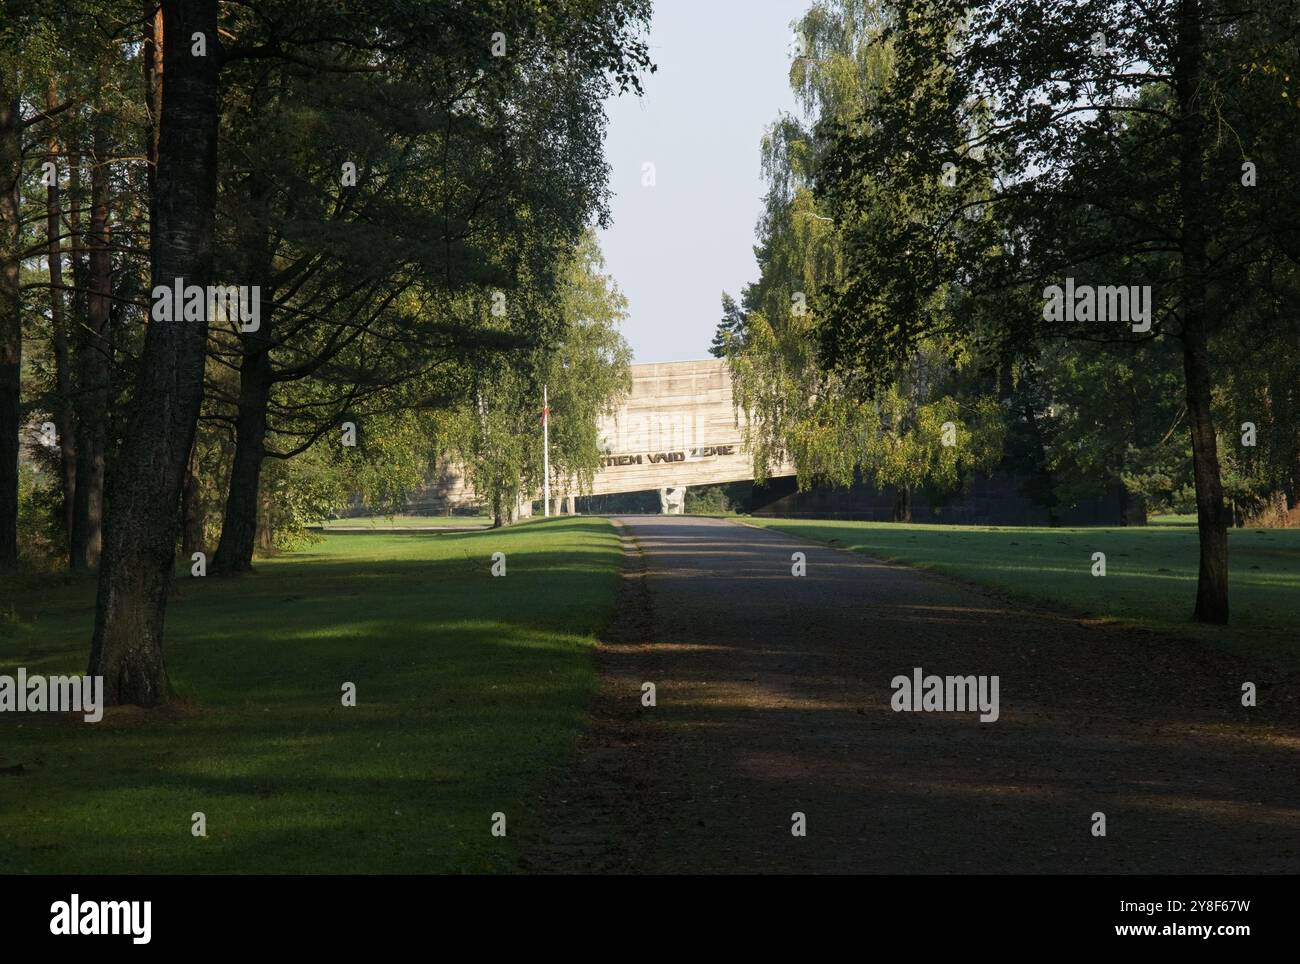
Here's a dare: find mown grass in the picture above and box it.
[317,514,492,529]
[748,517,1300,664]
[0,517,621,873]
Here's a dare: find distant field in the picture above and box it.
[318,514,492,529]
[0,517,620,873]
[747,517,1300,664]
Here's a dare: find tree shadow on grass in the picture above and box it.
[0,522,626,874]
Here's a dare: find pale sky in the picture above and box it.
[598,0,810,363]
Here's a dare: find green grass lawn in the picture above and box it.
[0,517,620,873]
[748,517,1300,663]
[317,513,492,529]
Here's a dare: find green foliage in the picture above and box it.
[15,458,56,563]
[9,0,656,569]
[445,232,631,523]
[684,482,751,515]
[813,0,1300,521]
[709,293,747,358]
[254,407,445,549]
[728,0,1004,501]
[1034,337,1188,511]
[685,484,731,515]
[1213,309,1300,521]
[541,234,635,494]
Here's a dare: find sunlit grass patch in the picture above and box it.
[0,518,621,874]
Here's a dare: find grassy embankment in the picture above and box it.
[748,516,1300,664]
[317,514,492,529]
[0,517,620,873]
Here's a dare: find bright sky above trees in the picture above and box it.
[598,0,808,363]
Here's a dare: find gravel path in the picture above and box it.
[524,516,1300,874]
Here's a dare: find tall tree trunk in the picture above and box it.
[1176,0,1229,624]
[88,0,221,706]
[892,485,912,523]
[143,1,163,202]
[47,82,78,563]
[255,483,274,552]
[0,79,21,570]
[180,441,204,558]
[73,95,112,570]
[66,146,94,567]
[210,355,271,573]
[210,165,274,575]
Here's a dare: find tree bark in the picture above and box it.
[1182,320,1229,624]
[255,483,274,552]
[1176,0,1229,624]
[143,1,163,203]
[210,355,271,573]
[66,146,93,567]
[210,161,274,574]
[181,441,204,558]
[88,0,221,706]
[72,95,112,570]
[47,82,78,563]
[892,485,912,523]
[0,80,21,570]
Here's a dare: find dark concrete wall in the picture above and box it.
[752,472,1137,527]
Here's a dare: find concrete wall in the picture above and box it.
[422,359,792,509]
[587,359,792,495]
[752,472,1135,526]
[378,358,1134,526]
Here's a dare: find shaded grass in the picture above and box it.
[748,517,1300,665]
[0,518,621,873]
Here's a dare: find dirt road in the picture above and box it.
[525,516,1300,873]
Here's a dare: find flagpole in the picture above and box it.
[542,382,550,517]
